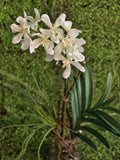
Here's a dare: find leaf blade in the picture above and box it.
[95,110,120,134]
[100,106,120,114]
[80,126,109,148]
[94,73,112,107]
[82,117,120,137]
[76,75,82,115]
[85,65,94,110]
[73,133,97,151]
[103,94,118,106]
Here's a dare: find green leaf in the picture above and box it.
[85,65,94,110]
[95,110,120,134]
[80,126,109,148]
[73,133,97,151]
[100,106,120,114]
[3,83,33,100]
[38,126,55,160]
[71,81,77,128]
[0,69,47,101]
[73,78,79,118]
[14,126,42,160]
[102,94,118,106]
[3,83,51,118]
[82,117,120,137]
[80,73,85,113]
[76,74,82,115]
[71,75,83,128]
[94,73,112,107]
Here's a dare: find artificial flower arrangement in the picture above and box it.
[1,8,120,160]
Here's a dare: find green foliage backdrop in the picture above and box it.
[0,0,120,159]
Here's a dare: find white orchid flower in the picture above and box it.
[54,54,85,79]
[54,41,65,55]
[41,14,66,43]
[73,38,86,46]
[62,21,72,32]
[67,38,86,62]
[54,27,85,55]
[24,8,41,31]
[67,28,81,39]
[54,36,84,56]
[62,20,81,37]
[54,35,74,55]
[10,11,86,79]
[10,16,32,50]
[30,30,54,55]
[67,47,85,62]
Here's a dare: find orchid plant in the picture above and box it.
[1,8,120,160]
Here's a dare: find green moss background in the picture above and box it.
[0,0,120,159]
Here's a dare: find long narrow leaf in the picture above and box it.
[80,73,85,113]
[0,69,47,101]
[38,126,55,160]
[14,126,43,160]
[71,75,80,128]
[76,75,82,115]
[3,83,34,100]
[100,106,120,114]
[82,117,120,137]
[71,88,77,128]
[85,65,94,110]
[3,83,51,119]
[73,79,79,118]
[73,133,97,150]
[102,94,118,106]
[94,73,112,107]
[95,110,120,134]
[80,126,109,148]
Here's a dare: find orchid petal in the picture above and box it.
[45,48,54,55]
[45,40,54,49]
[45,55,54,62]
[34,8,40,19]
[63,64,71,79]
[30,38,43,53]
[41,14,52,28]
[71,61,85,72]
[57,28,64,39]
[40,28,49,34]
[25,16,34,23]
[10,24,21,32]
[16,16,26,25]
[31,25,38,31]
[77,46,84,52]
[40,29,53,38]
[54,53,65,61]
[54,14,66,27]
[21,34,31,50]
[12,33,23,44]
[76,38,86,45]
[24,11,27,17]
[54,42,64,54]
[68,29,81,38]
[62,21,72,31]
[51,35,60,44]
[73,52,85,62]
[31,33,41,37]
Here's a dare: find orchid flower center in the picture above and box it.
[62,59,70,68]
[22,26,28,34]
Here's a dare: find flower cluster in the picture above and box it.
[10,8,86,79]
